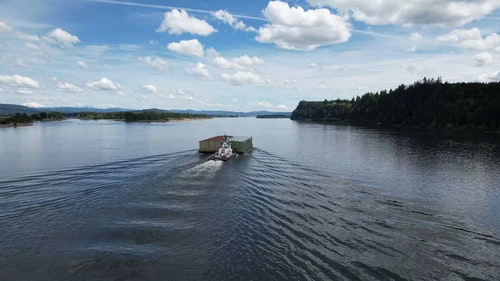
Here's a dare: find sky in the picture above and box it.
[0,0,499,111]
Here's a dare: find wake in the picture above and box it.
[177,160,224,180]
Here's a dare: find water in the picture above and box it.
[0,118,499,280]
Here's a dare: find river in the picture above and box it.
[0,118,498,280]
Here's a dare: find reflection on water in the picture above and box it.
[0,119,498,280]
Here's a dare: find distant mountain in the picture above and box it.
[0,104,133,115]
[0,104,42,115]
[42,106,134,113]
[168,109,292,117]
[0,104,292,118]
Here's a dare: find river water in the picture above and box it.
[0,118,498,280]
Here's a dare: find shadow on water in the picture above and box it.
[0,148,498,280]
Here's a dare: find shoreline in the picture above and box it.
[0,122,34,128]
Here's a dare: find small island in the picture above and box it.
[0,109,210,127]
[0,112,64,127]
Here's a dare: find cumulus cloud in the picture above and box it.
[138,56,168,70]
[478,70,500,81]
[472,52,495,67]
[213,55,263,70]
[0,21,13,32]
[258,101,272,108]
[307,0,499,27]
[77,61,88,69]
[186,62,212,80]
[0,74,39,88]
[222,71,264,86]
[256,1,351,51]
[86,77,119,91]
[17,89,33,95]
[156,9,216,36]
[176,89,194,101]
[438,28,500,51]
[410,32,422,41]
[58,81,82,92]
[46,28,80,48]
[167,39,204,57]
[213,10,255,31]
[143,84,158,93]
[22,101,43,108]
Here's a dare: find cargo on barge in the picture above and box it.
[199,135,253,159]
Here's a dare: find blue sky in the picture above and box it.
[1,0,499,111]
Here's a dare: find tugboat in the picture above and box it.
[208,135,235,161]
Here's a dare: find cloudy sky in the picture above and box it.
[1,0,499,111]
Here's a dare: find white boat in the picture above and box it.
[208,135,235,161]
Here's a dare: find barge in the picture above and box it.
[199,135,253,161]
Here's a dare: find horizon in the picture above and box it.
[0,0,499,111]
[1,102,293,113]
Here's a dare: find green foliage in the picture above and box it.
[76,110,208,122]
[291,78,500,131]
[1,111,65,125]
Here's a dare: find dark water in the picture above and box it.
[1,119,499,280]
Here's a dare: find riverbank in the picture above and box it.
[0,122,34,128]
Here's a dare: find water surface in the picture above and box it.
[0,118,498,280]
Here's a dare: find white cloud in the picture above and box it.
[176,89,194,100]
[0,74,39,88]
[156,9,216,36]
[16,89,33,95]
[213,10,255,32]
[478,70,500,81]
[213,55,264,70]
[256,1,351,51]
[307,0,499,27]
[410,32,422,41]
[46,28,80,48]
[277,104,289,109]
[222,71,264,86]
[58,81,82,92]
[25,42,39,50]
[438,28,500,52]
[0,21,13,32]
[138,56,168,70]
[258,101,273,108]
[472,52,495,67]
[77,61,88,69]
[186,62,212,80]
[22,101,43,108]
[167,39,204,57]
[86,77,119,91]
[143,84,157,93]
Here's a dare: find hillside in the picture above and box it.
[291,78,500,131]
[0,104,290,118]
[0,104,43,115]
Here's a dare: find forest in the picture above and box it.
[0,111,64,125]
[0,110,208,126]
[291,78,500,131]
[76,110,208,122]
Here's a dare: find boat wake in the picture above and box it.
[177,160,224,180]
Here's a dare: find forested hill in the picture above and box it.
[291,79,500,131]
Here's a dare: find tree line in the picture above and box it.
[291,78,500,131]
[76,110,208,122]
[0,111,64,125]
[1,110,209,125]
